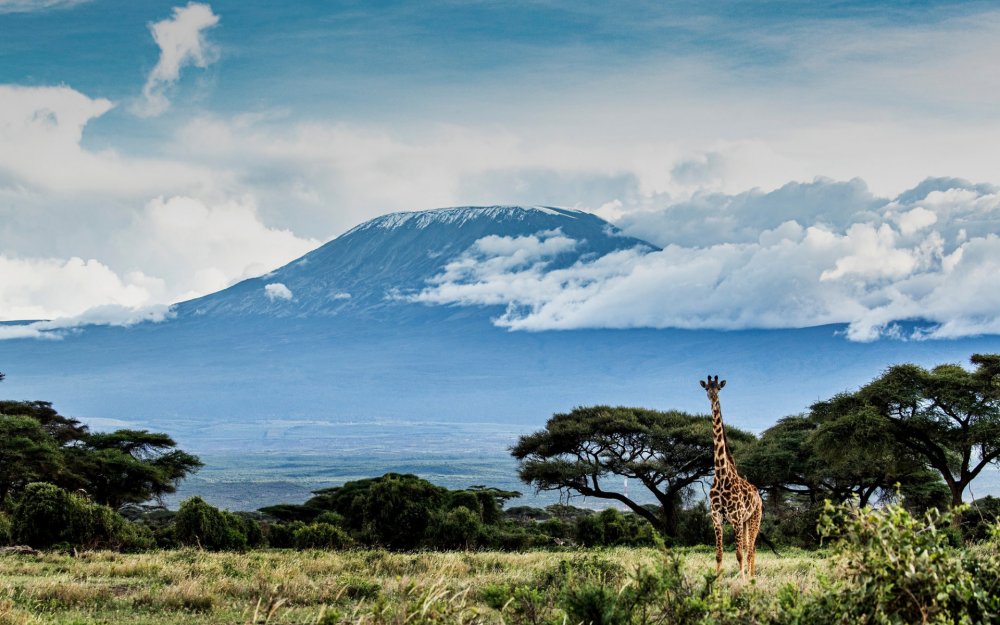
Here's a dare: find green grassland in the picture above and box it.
[0,547,824,625]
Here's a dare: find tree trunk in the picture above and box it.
[950,483,964,529]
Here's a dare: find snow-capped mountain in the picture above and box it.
[177,205,655,318]
[3,204,999,510]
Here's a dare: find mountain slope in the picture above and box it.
[177,205,655,318]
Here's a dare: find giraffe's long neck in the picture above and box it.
[710,395,732,478]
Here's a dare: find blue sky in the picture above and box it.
[2,0,1000,338]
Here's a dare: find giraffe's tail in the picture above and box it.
[757,531,782,557]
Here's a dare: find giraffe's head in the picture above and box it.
[699,374,726,400]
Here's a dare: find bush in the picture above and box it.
[446,491,483,518]
[11,482,149,550]
[174,496,249,550]
[234,513,266,548]
[429,506,482,549]
[314,511,345,527]
[293,522,353,549]
[361,474,444,549]
[813,501,1000,624]
[0,512,11,546]
[264,521,303,549]
[674,501,714,547]
[962,495,1000,543]
[575,514,605,547]
[12,482,80,547]
[573,509,663,548]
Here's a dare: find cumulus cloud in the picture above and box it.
[120,195,319,301]
[0,84,210,195]
[413,179,1000,342]
[0,254,158,321]
[264,283,292,301]
[134,2,220,117]
[0,195,318,324]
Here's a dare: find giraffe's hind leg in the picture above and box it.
[735,530,744,579]
[748,506,762,577]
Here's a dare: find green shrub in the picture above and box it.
[360,474,444,549]
[12,482,81,547]
[293,522,353,549]
[11,482,148,550]
[575,514,605,547]
[314,511,345,527]
[447,491,484,518]
[573,509,663,548]
[174,496,248,550]
[559,557,705,625]
[962,495,1000,543]
[235,514,266,548]
[0,512,11,546]
[429,506,482,550]
[814,501,1000,624]
[264,521,304,548]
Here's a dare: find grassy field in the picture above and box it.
[0,547,828,624]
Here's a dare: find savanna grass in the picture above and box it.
[0,547,827,624]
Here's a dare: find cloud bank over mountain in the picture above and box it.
[2,2,1000,341]
[415,179,1000,341]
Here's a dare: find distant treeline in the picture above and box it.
[1,353,999,552]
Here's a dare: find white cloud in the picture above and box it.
[264,283,292,301]
[0,0,88,13]
[121,195,319,300]
[0,254,158,321]
[0,84,211,195]
[0,195,318,323]
[133,2,220,117]
[0,306,173,340]
[413,180,1000,342]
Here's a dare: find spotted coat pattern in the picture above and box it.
[701,375,763,579]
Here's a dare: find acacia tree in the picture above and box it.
[742,410,944,510]
[818,354,1000,520]
[511,406,755,537]
[68,430,203,509]
[0,398,201,509]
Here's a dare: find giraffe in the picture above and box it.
[700,375,762,579]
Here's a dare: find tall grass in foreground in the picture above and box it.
[0,503,996,624]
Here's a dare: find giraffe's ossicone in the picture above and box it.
[700,375,763,580]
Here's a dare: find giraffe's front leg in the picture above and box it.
[735,529,745,580]
[711,507,724,575]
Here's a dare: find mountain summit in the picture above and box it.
[177,205,656,318]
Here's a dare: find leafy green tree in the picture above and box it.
[0,415,63,504]
[0,400,200,509]
[0,400,87,444]
[512,406,755,536]
[70,430,202,508]
[742,411,941,510]
[819,354,1000,517]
